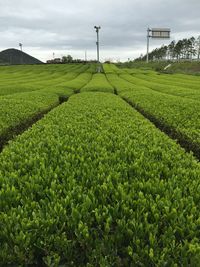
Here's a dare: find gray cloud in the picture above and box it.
[0,0,200,61]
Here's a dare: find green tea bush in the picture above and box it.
[105,66,200,156]
[1,93,200,266]
[81,73,114,93]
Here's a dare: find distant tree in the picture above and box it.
[174,40,183,60]
[160,45,168,59]
[62,56,67,63]
[62,55,73,63]
[188,37,196,59]
[181,38,188,59]
[196,36,200,60]
[168,40,176,60]
[135,35,200,62]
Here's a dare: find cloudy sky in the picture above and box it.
[0,0,200,62]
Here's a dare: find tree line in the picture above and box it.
[46,55,83,64]
[46,55,97,64]
[137,36,200,61]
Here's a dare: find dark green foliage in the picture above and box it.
[0,48,43,65]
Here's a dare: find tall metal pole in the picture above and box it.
[146,28,150,63]
[97,29,99,62]
[94,26,101,63]
[19,43,23,64]
[19,43,22,52]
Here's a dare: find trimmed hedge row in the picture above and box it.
[0,65,94,137]
[105,65,200,157]
[81,73,114,93]
[1,93,200,265]
[0,64,89,96]
[121,73,200,101]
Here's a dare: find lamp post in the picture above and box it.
[19,43,23,51]
[94,26,101,63]
[19,43,23,64]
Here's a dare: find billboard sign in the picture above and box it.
[151,28,170,38]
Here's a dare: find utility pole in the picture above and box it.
[19,43,23,64]
[94,26,101,62]
[19,43,23,52]
[85,50,87,62]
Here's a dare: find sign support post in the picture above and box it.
[146,28,170,63]
[146,28,151,63]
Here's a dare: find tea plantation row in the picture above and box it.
[0,64,89,96]
[1,93,200,266]
[104,64,200,157]
[1,64,200,266]
[0,65,95,139]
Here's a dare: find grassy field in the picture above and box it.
[1,63,200,266]
[117,60,200,74]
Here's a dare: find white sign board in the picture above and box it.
[151,28,170,38]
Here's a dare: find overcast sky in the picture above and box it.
[0,0,200,62]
